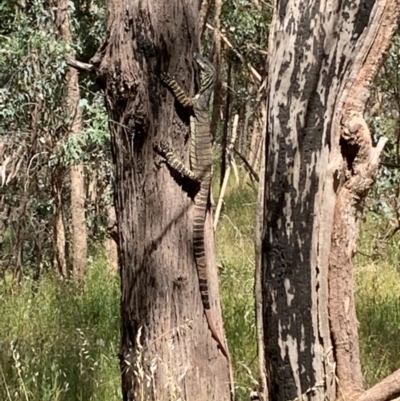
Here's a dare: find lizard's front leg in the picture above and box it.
[161,73,193,108]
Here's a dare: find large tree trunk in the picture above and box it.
[92,1,230,400]
[258,1,400,401]
[55,0,87,280]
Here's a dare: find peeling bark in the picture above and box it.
[260,0,400,400]
[329,1,400,400]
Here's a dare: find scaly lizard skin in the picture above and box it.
[154,53,234,400]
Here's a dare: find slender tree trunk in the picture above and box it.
[210,0,224,142]
[70,164,87,278]
[259,1,400,401]
[247,99,266,174]
[199,0,211,37]
[220,60,232,189]
[253,103,267,173]
[55,0,87,280]
[239,95,252,154]
[92,1,230,400]
[104,203,118,274]
[52,170,69,278]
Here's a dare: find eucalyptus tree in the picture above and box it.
[0,0,109,279]
[89,1,231,400]
[257,1,400,401]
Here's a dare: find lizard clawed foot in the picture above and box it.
[153,141,172,157]
[160,73,173,86]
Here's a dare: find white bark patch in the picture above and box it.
[300,324,305,352]
[345,295,350,314]
[284,191,293,235]
[278,323,302,397]
[284,278,295,306]
[297,235,304,262]
[271,289,278,314]
[301,152,319,210]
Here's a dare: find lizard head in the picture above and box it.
[194,53,215,95]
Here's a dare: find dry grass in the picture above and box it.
[0,177,399,400]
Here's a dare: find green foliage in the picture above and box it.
[0,1,68,135]
[0,256,121,401]
[57,93,110,166]
[0,0,110,272]
[365,32,400,253]
[70,0,107,59]
[221,0,271,68]
[0,1,66,272]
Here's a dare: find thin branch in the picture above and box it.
[380,161,400,168]
[206,23,262,82]
[233,147,259,182]
[214,114,239,231]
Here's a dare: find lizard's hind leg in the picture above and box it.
[154,141,200,182]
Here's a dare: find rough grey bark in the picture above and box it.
[258,1,400,401]
[91,1,230,400]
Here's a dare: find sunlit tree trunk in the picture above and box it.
[258,1,400,401]
[220,60,232,189]
[92,0,230,399]
[52,171,68,278]
[55,0,87,280]
[248,99,266,174]
[104,203,118,274]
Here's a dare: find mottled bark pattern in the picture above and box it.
[261,0,399,400]
[92,1,230,400]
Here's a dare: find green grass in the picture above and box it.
[216,179,258,398]
[0,257,121,401]
[1,179,400,400]
[356,263,400,387]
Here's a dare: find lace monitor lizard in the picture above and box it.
[154,53,234,399]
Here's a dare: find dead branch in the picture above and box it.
[359,369,400,401]
[214,114,239,231]
[233,147,259,182]
[380,161,400,168]
[66,56,95,72]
